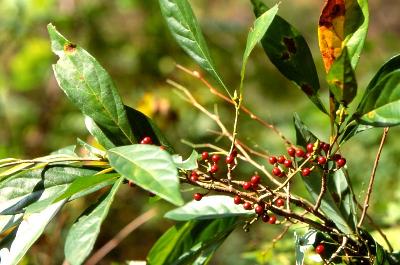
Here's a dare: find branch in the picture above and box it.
[358,127,389,228]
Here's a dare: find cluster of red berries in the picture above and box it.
[268,141,347,178]
[140,136,153,144]
[200,148,238,175]
[242,174,261,191]
[233,195,278,224]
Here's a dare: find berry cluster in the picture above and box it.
[233,195,278,224]
[268,141,346,179]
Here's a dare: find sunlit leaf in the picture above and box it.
[84,116,116,149]
[158,0,229,95]
[64,178,122,265]
[251,0,325,113]
[165,195,253,221]
[172,150,198,170]
[295,229,317,265]
[107,144,183,206]
[147,217,238,265]
[48,24,134,146]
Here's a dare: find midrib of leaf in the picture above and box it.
[60,54,134,144]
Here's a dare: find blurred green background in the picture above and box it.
[1,0,399,264]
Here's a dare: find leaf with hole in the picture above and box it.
[107,144,183,206]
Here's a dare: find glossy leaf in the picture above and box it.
[147,217,238,265]
[354,70,400,126]
[54,173,119,202]
[84,116,116,149]
[48,24,134,146]
[165,195,253,221]
[64,178,122,265]
[158,0,228,95]
[125,105,174,153]
[339,122,372,144]
[327,48,357,105]
[318,0,369,72]
[241,4,278,89]
[294,114,356,234]
[76,138,106,158]
[0,166,99,215]
[0,214,22,235]
[251,0,325,113]
[172,150,198,170]
[107,144,183,206]
[0,201,64,265]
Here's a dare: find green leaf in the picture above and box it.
[48,24,134,146]
[339,122,372,144]
[107,144,183,206]
[354,55,400,126]
[293,114,355,234]
[251,0,325,113]
[327,48,357,105]
[294,230,317,265]
[0,201,64,265]
[344,0,369,69]
[84,116,116,149]
[76,138,106,158]
[0,166,99,215]
[241,4,279,91]
[172,150,198,170]
[158,0,229,95]
[54,174,119,203]
[125,105,174,153]
[0,214,22,235]
[64,178,122,265]
[147,217,238,265]
[165,195,253,221]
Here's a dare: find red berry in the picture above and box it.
[283,159,292,168]
[243,202,252,210]
[315,244,325,254]
[193,193,203,201]
[272,167,282,177]
[275,198,285,207]
[268,215,277,224]
[233,195,242,205]
[306,143,314,153]
[190,172,199,182]
[321,143,330,153]
[301,167,311,176]
[231,148,238,157]
[226,154,235,164]
[250,175,261,185]
[255,205,264,215]
[140,136,152,144]
[336,158,346,168]
[261,213,270,223]
[211,154,220,163]
[287,147,296,157]
[201,151,209,160]
[277,155,286,164]
[243,181,252,190]
[210,164,218,173]
[317,156,327,165]
[268,156,277,165]
[295,149,305,158]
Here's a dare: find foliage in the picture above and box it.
[0,0,400,264]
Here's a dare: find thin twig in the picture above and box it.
[358,127,389,228]
[314,170,327,211]
[85,209,157,265]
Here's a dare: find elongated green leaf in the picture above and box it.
[0,201,64,265]
[295,230,317,265]
[165,195,253,221]
[327,48,357,105]
[293,114,355,234]
[172,150,198,170]
[0,166,99,215]
[339,122,372,144]
[64,178,122,265]
[0,214,22,235]
[364,55,400,93]
[125,105,174,153]
[354,70,400,126]
[158,0,228,95]
[147,217,238,265]
[84,116,116,149]
[76,138,106,158]
[251,0,325,113]
[48,24,134,146]
[107,144,183,206]
[241,4,278,90]
[54,174,119,203]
